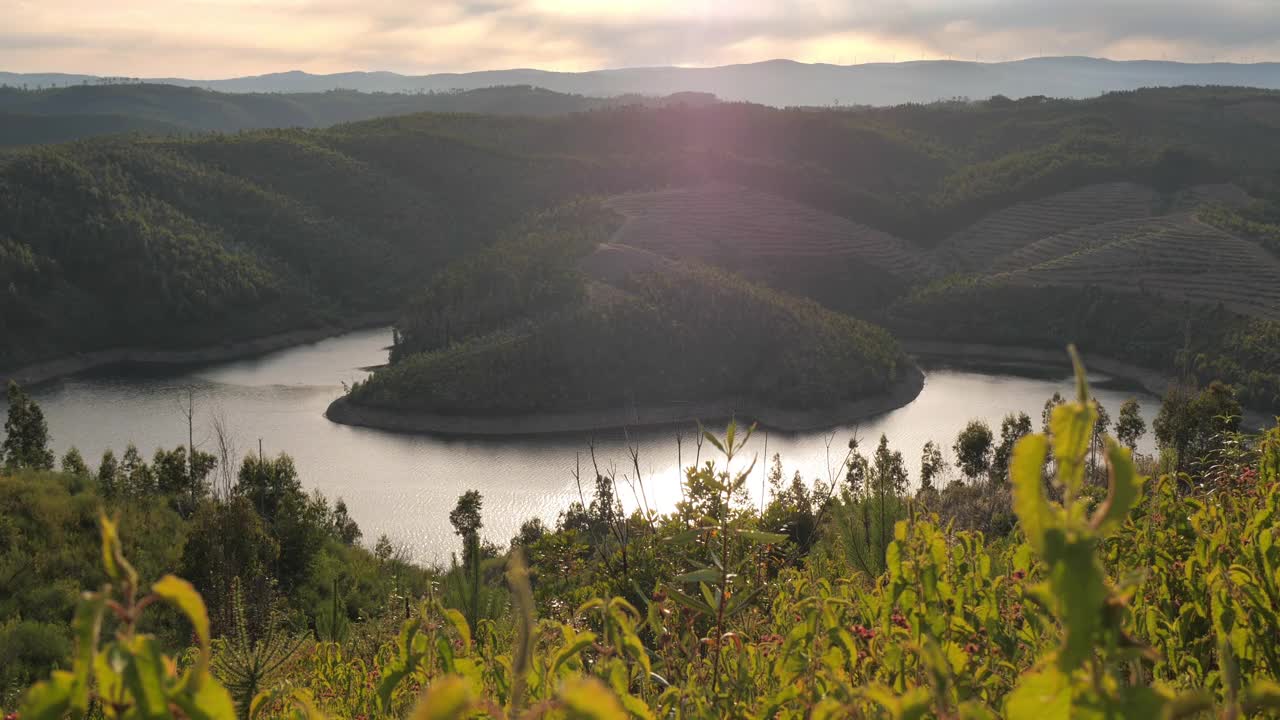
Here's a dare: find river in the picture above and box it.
[10,327,1164,564]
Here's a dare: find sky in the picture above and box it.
[4,0,1280,78]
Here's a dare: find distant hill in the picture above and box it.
[0,84,718,145]
[4,57,1280,107]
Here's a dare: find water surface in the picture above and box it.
[13,328,1163,563]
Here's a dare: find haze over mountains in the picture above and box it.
[5,57,1280,107]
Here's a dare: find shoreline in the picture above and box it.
[325,363,927,437]
[904,339,1275,430]
[901,340,1175,397]
[0,312,395,388]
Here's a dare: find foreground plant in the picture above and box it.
[20,515,236,720]
[15,350,1280,719]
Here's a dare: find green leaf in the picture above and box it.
[1006,668,1070,720]
[1050,401,1095,495]
[99,512,137,586]
[170,676,237,720]
[123,634,172,720]
[886,541,903,580]
[69,592,106,713]
[674,567,721,584]
[619,630,652,676]
[1090,438,1145,537]
[734,529,788,544]
[19,670,75,720]
[1009,434,1054,553]
[408,675,474,720]
[440,606,472,655]
[559,676,627,720]
[724,586,764,618]
[666,587,714,616]
[1052,541,1107,672]
[617,690,655,720]
[551,630,596,677]
[153,575,212,672]
[153,576,209,648]
[1244,679,1280,713]
[702,429,726,455]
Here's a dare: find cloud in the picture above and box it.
[1,0,1278,77]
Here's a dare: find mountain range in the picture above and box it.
[5,57,1280,107]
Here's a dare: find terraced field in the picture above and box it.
[605,184,940,280]
[1001,213,1280,319]
[598,180,1275,323]
[936,182,1161,271]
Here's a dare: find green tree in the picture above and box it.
[1115,398,1146,452]
[869,434,908,497]
[953,420,994,483]
[510,517,548,549]
[1154,381,1242,472]
[844,437,870,496]
[1041,391,1065,434]
[331,498,361,545]
[179,496,280,636]
[992,413,1033,482]
[450,489,484,566]
[1088,402,1112,483]
[2,381,54,471]
[119,443,154,496]
[59,447,88,476]
[919,440,945,492]
[97,449,119,498]
[236,453,328,592]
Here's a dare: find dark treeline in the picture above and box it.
[0,83,720,146]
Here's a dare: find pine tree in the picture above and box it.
[60,447,89,476]
[2,381,54,471]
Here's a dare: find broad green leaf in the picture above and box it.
[1067,345,1090,404]
[559,676,627,720]
[674,567,721,584]
[1244,679,1280,713]
[734,529,788,544]
[1010,434,1053,553]
[170,676,237,720]
[725,586,764,618]
[441,606,472,655]
[1052,540,1107,671]
[69,592,106,713]
[1090,438,1144,537]
[666,587,714,616]
[617,690,655,720]
[123,634,172,720]
[886,540,904,580]
[19,670,75,720]
[99,512,137,585]
[702,429,726,454]
[551,631,597,676]
[153,571,211,661]
[619,629,652,676]
[899,688,933,720]
[409,675,474,720]
[1050,402,1095,495]
[249,690,276,720]
[1006,668,1070,720]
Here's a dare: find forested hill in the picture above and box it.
[5,86,1280,400]
[6,56,1280,106]
[0,84,718,146]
